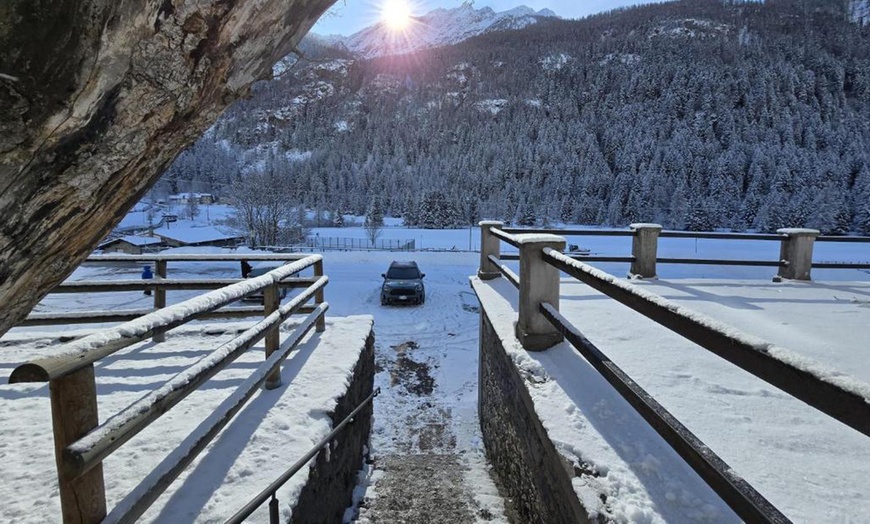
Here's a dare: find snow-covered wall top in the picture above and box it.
[336,4,557,58]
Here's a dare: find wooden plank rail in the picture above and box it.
[10,255,321,383]
[50,276,320,293]
[106,304,329,524]
[541,248,870,438]
[20,306,317,327]
[540,303,790,524]
[84,254,313,263]
[62,279,327,482]
[8,254,329,523]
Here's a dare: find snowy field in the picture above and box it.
[0,225,868,523]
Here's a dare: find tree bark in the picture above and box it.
[0,0,336,336]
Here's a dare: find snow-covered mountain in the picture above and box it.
[335,4,557,58]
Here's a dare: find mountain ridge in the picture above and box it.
[325,4,558,58]
[163,0,870,234]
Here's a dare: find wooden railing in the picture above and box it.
[478,222,870,523]
[491,223,870,279]
[9,254,328,523]
[22,254,319,338]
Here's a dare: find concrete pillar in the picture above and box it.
[776,228,820,281]
[629,223,662,279]
[515,234,565,351]
[478,221,504,280]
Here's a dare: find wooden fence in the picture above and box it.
[493,223,870,279]
[9,254,328,523]
[478,221,870,523]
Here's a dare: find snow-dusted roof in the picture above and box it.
[153,226,243,245]
[99,235,162,248]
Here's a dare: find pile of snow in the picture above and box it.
[474,99,509,115]
[648,19,732,39]
[541,53,572,72]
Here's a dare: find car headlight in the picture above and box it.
[415,283,423,291]
[383,283,393,290]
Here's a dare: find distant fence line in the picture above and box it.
[305,236,415,251]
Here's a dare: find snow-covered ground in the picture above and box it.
[1,225,868,522]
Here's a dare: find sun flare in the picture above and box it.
[381,0,413,31]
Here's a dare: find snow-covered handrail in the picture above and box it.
[489,226,520,248]
[85,253,312,263]
[539,303,789,524]
[9,255,322,383]
[488,255,519,289]
[9,254,330,523]
[49,276,319,293]
[104,304,329,524]
[542,247,870,438]
[62,279,328,482]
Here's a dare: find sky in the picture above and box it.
[312,0,658,36]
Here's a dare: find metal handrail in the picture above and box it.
[226,387,381,524]
[490,227,521,248]
[488,255,519,288]
[540,303,790,524]
[541,248,870,438]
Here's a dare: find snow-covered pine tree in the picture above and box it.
[364,196,384,245]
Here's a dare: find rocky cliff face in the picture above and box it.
[0,0,336,336]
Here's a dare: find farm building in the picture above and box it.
[97,235,163,254]
[152,226,244,248]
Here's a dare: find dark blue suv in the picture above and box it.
[380,261,425,305]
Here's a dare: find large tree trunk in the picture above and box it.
[0,0,336,336]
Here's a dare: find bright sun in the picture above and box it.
[381,0,413,31]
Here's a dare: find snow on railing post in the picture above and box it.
[516,234,566,351]
[153,260,168,343]
[51,365,107,523]
[314,259,326,332]
[478,221,504,280]
[264,285,281,389]
[629,223,662,279]
[776,228,820,281]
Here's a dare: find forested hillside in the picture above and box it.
[162,0,870,233]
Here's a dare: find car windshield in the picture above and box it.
[386,267,420,279]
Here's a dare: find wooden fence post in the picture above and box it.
[515,234,565,351]
[630,223,662,279]
[478,221,503,280]
[153,259,168,343]
[264,285,281,389]
[51,365,106,523]
[776,228,820,281]
[314,259,326,332]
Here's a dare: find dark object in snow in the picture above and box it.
[242,266,288,303]
[141,265,153,296]
[380,261,426,306]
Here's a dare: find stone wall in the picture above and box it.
[291,332,375,523]
[479,313,590,524]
